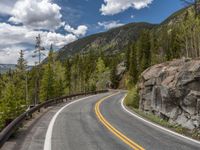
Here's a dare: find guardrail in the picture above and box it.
[0,90,108,148]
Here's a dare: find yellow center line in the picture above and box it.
[95,92,145,150]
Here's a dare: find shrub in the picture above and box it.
[125,86,139,109]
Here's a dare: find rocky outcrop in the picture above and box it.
[116,62,126,80]
[139,58,200,130]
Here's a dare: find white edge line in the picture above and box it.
[43,95,96,150]
[121,94,200,145]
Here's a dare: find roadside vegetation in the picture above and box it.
[124,86,139,109]
[0,36,121,132]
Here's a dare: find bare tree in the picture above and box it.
[32,34,46,105]
[33,34,45,64]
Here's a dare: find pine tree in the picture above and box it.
[129,44,138,85]
[54,61,65,97]
[1,75,25,123]
[15,50,28,105]
[110,64,118,89]
[125,45,131,70]
[40,63,55,101]
[40,46,55,101]
[150,31,160,65]
[65,59,72,94]
[170,26,182,59]
[137,30,151,72]
[16,50,27,74]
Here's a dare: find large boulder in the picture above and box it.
[139,58,200,130]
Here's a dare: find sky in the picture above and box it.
[0,0,184,65]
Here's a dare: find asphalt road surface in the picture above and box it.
[47,91,200,150]
[2,92,200,150]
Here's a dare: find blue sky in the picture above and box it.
[56,0,183,34]
[0,0,184,64]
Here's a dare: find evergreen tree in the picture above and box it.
[15,50,27,105]
[129,44,138,85]
[40,63,55,101]
[125,45,131,70]
[40,46,55,101]
[1,74,26,124]
[54,61,65,97]
[150,31,160,65]
[170,26,182,58]
[110,64,118,89]
[137,30,151,73]
[16,50,27,73]
[65,59,72,94]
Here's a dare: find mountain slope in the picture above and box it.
[0,64,32,74]
[0,64,16,73]
[54,5,192,62]
[56,22,156,61]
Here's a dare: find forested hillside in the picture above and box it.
[56,22,155,61]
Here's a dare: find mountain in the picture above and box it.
[52,5,193,62]
[0,64,32,74]
[56,22,156,61]
[160,6,189,25]
[0,64,16,73]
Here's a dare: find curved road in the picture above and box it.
[45,92,200,150]
[2,92,200,150]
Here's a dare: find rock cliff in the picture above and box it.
[138,59,200,130]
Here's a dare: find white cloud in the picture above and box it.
[0,23,78,65]
[98,20,124,30]
[100,0,153,15]
[0,0,16,15]
[0,23,77,47]
[0,47,47,65]
[0,0,89,65]
[64,25,88,37]
[131,15,135,18]
[0,46,22,64]
[8,0,63,30]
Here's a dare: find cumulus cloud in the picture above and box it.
[8,0,63,30]
[0,0,16,15]
[98,20,124,30]
[0,23,77,47]
[0,46,36,65]
[0,0,89,64]
[0,47,23,64]
[0,23,78,65]
[100,0,153,15]
[0,47,48,65]
[64,25,88,37]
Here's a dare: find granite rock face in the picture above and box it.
[138,59,200,130]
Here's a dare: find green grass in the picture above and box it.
[130,107,185,133]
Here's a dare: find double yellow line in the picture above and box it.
[95,93,145,150]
